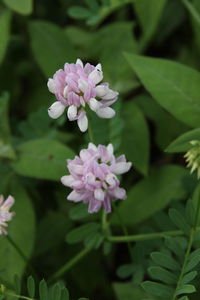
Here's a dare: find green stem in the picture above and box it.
[5,291,35,300]
[108,227,200,243]
[172,228,195,300]
[112,202,134,264]
[102,210,108,232]
[49,247,91,282]
[108,229,185,243]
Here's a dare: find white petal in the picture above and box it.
[78,79,89,93]
[48,101,65,119]
[73,165,83,175]
[63,85,68,98]
[94,188,105,201]
[113,162,132,175]
[61,175,74,187]
[88,98,100,112]
[96,107,115,119]
[67,191,82,202]
[102,89,118,100]
[67,105,77,120]
[88,66,103,85]
[88,143,97,151]
[76,58,83,68]
[86,172,96,184]
[47,78,56,93]
[107,144,114,156]
[80,149,92,161]
[95,85,109,97]
[77,114,88,132]
[96,63,102,71]
[105,173,117,186]
[113,187,126,199]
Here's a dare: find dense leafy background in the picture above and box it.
[1,0,200,299]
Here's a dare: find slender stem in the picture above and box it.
[172,228,195,300]
[5,291,35,300]
[108,230,184,243]
[102,210,108,232]
[112,202,134,264]
[49,247,91,282]
[107,227,200,243]
[88,122,94,143]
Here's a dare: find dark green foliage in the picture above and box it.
[142,202,200,299]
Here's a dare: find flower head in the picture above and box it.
[0,195,15,235]
[184,140,200,179]
[61,143,132,213]
[47,59,118,132]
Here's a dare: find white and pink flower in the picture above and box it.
[0,195,15,235]
[61,143,132,213]
[47,59,118,132]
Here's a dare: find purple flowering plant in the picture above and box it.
[1,1,200,300]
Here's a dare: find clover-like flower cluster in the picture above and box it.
[0,195,15,235]
[47,59,118,132]
[184,140,200,179]
[61,143,132,213]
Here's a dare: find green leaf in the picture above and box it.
[124,53,200,128]
[69,203,89,221]
[168,208,191,234]
[134,0,167,49]
[11,138,74,181]
[0,178,35,286]
[68,6,92,19]
[151,252,180,271]
[113,282,148,300]
[166,128,200,153]
[27,276,35,298]
[148,266,178,284]
[29,21,77,77]
[175,284,196,296]
[14,274,21,294]
[96,22,138,92]
[165,237,184,259]
[39,280,48,300]
[111,165,190,226]
[135,94,188,150]
[51,283,62,300]
[60,288,69,300]
[142,281,173,298]
[66,223,100,244]
[184,249,200,273]
[0,9,11,64]
[120,101,149,176]
[182,271,198,284]
[2,0,32,15]
[116,264,133,279]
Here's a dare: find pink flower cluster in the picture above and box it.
[0,195,15,235]
[47,59,118,132]
[61,143,132,213]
